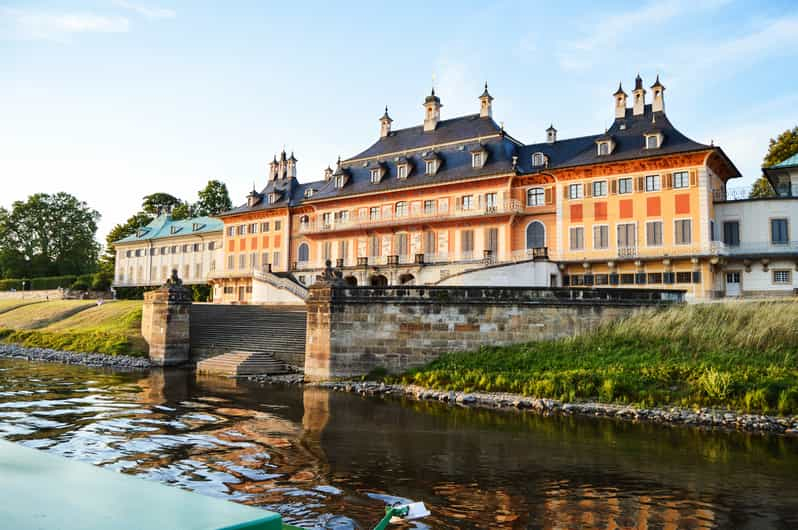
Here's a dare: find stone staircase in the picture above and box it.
[195,350,289,377]
[190,304,307,369]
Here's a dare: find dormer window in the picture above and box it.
[425,160,435,175]
[598,141,611,156]
[370,169,381,183]
[170,225,181,235]
[268,192,279,204]
[532,152,545,167]
[191,223,205,232]
[397,164,407,180]
[645,133,662,149]
[304,188,314,198]
[470,146,487,169]
[334,174,345,189]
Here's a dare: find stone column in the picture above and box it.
[141,271,192,366]
[304,283,334,381]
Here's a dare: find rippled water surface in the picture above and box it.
[1,359,798,529]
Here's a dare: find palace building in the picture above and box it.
[207,75,796,303]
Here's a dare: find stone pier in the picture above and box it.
[141,271,192,366]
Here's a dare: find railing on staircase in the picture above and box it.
[252,268,309,300]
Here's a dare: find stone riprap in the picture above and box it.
[314,381,798,435]
[0,344,151,370]
[305,285,683,380]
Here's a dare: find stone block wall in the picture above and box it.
[142,285,192,366]
[304,286,683,380]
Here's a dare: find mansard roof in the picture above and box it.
[115,214,223,244]
[349,114,506,160]
[770,152,798,169]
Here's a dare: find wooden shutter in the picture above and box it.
[665,173,673,189]
[545,187,553,205]
[636,176,644,192]
[610,179,617,195]
[562,185,569,199]
[584,182,592,198]
[477,194,483,210]
[689,169,698,187]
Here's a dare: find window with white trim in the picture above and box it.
[646,221,663,246]
[395,201,408,217]
[425,160,437,175]
[773,270,791,284]
[471,152,483,168]
[527,187,545,206]
[597,142,610,155]
[645,174,661,192]
[370,169,381,183]
[592,181,607,197]
[593,225,609,249]
[397,165,407,179]
[461,195,473,210]
[568,183,583,200]
[618,177,633,194]
[569,227,584,250]
[673,171,689,188]
[617,223,636,248]
[532,152,545,166]
[675,219,692,245]
[645,134,661,149]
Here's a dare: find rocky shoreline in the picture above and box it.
[248,374,798,436]
[0,344,151,370]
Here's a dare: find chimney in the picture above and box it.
[613,82,628,119]
[546,124,557,144]
[632,74,646,116]
[268,155,278,181]
[379,106,393,138]
[479,82,494,118]
[423,88,442,132]
[650,75,665,113]
[323,165,333,181]
[287,151,297,179]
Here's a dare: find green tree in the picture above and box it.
[763,126,798,168]
[749,177,776,199]
[750,126,798,199]
[99,211,153,275]
[0,193,100,278]
[142,192,184,216]
[171,201,192,220]
[194,180,233,216]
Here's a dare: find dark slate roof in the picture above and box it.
[516,135,600,173]
[523,105,712,171]
[308,136,519,202]
[348,114,506,161]
[221,176,327,216]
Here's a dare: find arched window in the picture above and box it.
[527,187,545,206]
[526,221,546,249]
[298,243,309,263]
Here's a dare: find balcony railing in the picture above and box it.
[297,199,523,234]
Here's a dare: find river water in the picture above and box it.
[1,359,797,529]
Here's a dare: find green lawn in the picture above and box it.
[0,300,40,316]
[0,300,146,356]
[390,300,798,415]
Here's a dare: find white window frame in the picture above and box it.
[568,183,583,200]
[674,218,692,245]
[645,134,661,149]
[461,195,474,210]
[673,171,689,189]
[527,187,545,206]
[395,201,408,217]
[772,270,792,284]
[645,220,664,247]
[617,222,637,249]
[592,224,609,250]
[645,174,661,192]
[532,152,545,166]
[335,175,345,188]
[425,160,437,175]
[569,226,585,250]
[597,142,610,156]
[592,180,607,197]
[397,164,407,179]
[370,169,381,183]
[471,152,483,168]
[618,177,633,194]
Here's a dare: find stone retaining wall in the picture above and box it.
[305,286,683,380]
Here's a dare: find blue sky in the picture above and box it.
[2,0,797,242]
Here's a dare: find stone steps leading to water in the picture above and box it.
[195,350,290,377]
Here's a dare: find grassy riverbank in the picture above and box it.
[0,300,146,356]
[391,300,798,415]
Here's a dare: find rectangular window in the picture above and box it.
[425,231,436,254]
[647,272,663,284]
[598,142,610,155]
[461,195,474,210]
[646,221,663,246]
[486,228,499,254]
[617,223,636,248]
[569,227,584,250]
[593,225,609,249]
[527,187,545,206]
[322,212,332,226]
[170,245,177,254]
[461,230,474,253]
[272,251,280,267]
[369,235,380,256]
[208,241,216,251]
[335,210,349,223]
[676,271,692,284]
[248,223,258,234]
[250,253,257,267]
[646,135,659,149]
[261,222,270,232]
[621,273,635,285]
[274,220,282,231]
[773,270,792,284]
[395,202,408,217]
[722,221,740,246]
[396,233,409,256]
[771,218,789,244]
[423,200,435,215]
[237,225,245,236]
[370,169,380,183]
[673,171,689,189]
[618,177,633,194]
[485,192,498,210]
[322,241,332,261]
[592,181,607,197]
[645,174,661,192]
[568,183,583,200]
[261,252,269,266]
[227,226,235,237]
[675,219,692,245]
[397,165,407,179]
[238,254,246,269]
[594,274,609,285]
[227,255,234,270]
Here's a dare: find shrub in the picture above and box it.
[698,368,733,400]
[70,280,89,291]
